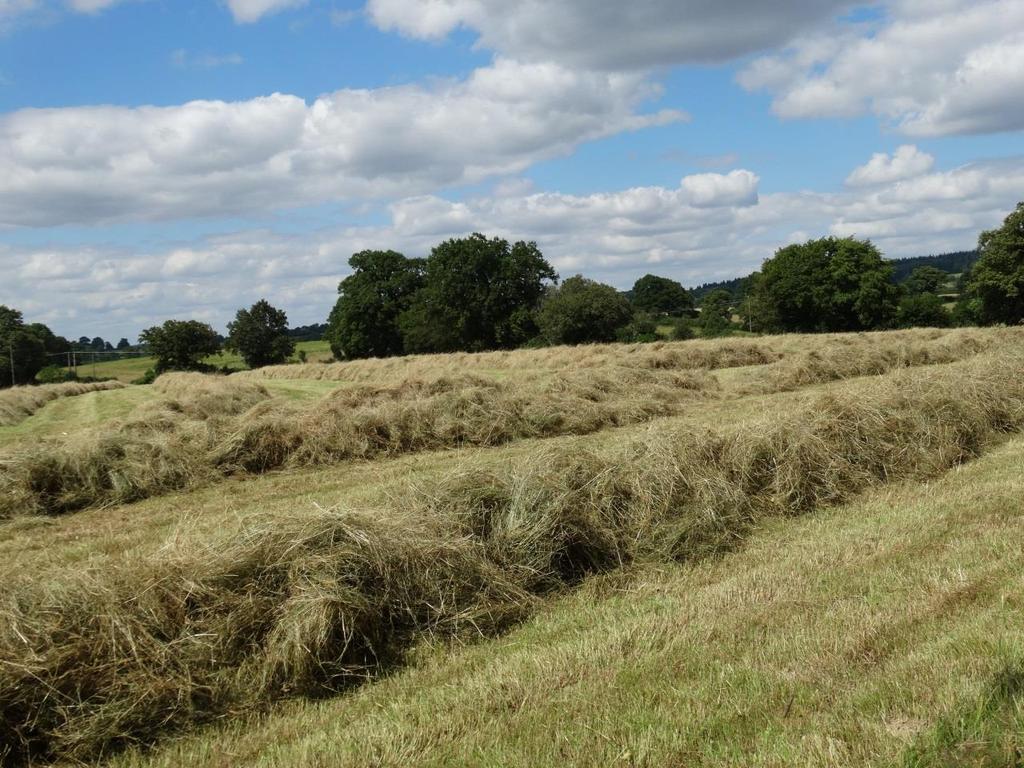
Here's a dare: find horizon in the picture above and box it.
[1,1,1022,340]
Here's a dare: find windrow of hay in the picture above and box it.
[0,367,716,517]
[0,381,125,428]
[239,337,781,383]
[2,352,1023,765]
[212,368,716,474]
[750,326,1016,393]
[0,375,272,518]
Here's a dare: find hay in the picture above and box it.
[2,351,1023,764]
[0,381,125,428]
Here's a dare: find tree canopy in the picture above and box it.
[226,299,295,369]
[139,319,221,373]
[326,250,424,360]
[0,306,50,387]
[537,275,633,345]
[697,289,734,337]
[399,234,557,354]
[749,237,899,332]
[630,274,694,316]
[965,202,1024,325]
[903,266,949,296]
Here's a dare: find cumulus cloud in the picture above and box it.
[845,145,934,187]
[366,0,854,70]
[5,157,1021,340]
[0,60,682,227]
[738,0,1024,136]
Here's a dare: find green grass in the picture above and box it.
[111,434,1024,768]
[60,340,333,383]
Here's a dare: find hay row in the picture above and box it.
[2,352,1023,764]
[0,368,716,518]
[0,381,126,428]
[240,337,781,382]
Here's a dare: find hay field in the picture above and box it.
[1,327,1023,766]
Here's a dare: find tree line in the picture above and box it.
[2,202,1021,386]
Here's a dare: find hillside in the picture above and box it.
[0,327,1022,767]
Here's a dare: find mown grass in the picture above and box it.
[0,380,125,428]
[1,350,1023,765]
[109,433,1024,768]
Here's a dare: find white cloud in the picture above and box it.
[0,59,683,227]
[5,157,1021,340]
[225,0,307,24]
[846,145,934,187]
[738,0,1024,136]
[170,50,245,69]
[65,0,125,12]
[366,0,855,70]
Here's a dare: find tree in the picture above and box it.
[630,274,694,316]
[965,202,1024,325]
[536,275,633,345]
[326,251,424,360]
[0,306,49,387]
[896,292,950,328]
[399,234,557,353]
[697,289,734,337]
[116,338,131,350]
[139,319,221,373]
[904,266,949,296]
[90,336,105,351]
[750,237,899,332]
[225,299,295,369]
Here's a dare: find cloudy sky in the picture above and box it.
[1,0,1022,340]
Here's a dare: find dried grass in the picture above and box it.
[2,352,1023,765]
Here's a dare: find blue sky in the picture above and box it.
[1,0,1023,340]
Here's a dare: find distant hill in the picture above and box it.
[689,249,980,303]
[887,250,978,282]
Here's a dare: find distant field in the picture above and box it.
[60,339,334,383]
[1,327,1023,767]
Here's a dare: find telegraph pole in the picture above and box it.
[8,343,14,387]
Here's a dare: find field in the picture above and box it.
[1,327,1023,767]
[60,340,334,383]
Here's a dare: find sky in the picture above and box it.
[1,0,1022,341]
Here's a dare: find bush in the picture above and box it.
[615,313,659,343]
[132,368,157,385]
[671,317,696,341]
[35,365,74,384]
[896,293,950,328]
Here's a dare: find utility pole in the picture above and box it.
[8,343,14,387]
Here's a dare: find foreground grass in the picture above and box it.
[113,435,1024,768]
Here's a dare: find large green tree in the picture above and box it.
[536,275,633,345]
[326,250,424,359]
[226,299,295,368]
[0,306,49,387]
[139,319,221,373]
[630,274,694,316]
[399,234,557,353]
[965,202,1024,325]
[751,237,899,332]
[896,292,950,328]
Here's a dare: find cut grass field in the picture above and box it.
[111,432,1024,768]
[0,327,1022,766]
